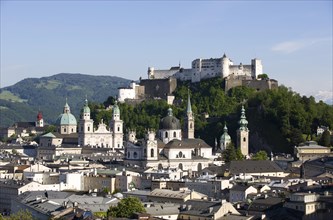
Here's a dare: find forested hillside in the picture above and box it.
[0,73,131,126]
[90,78,333,154]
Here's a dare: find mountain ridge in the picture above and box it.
[0,73,131,127]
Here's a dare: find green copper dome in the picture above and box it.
[160,108,181,130]
[56,113,77,125]
[220,124,231,142]
[113,102,120,115]
[82,99,90,114]
[56,101,77,125]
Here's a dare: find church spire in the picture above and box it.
[238,105,248,130]
[187,89,192,114]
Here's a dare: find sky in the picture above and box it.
[1,0,332,103]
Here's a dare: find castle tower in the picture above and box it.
[184,90,194,139]
[220,123,231,151]
[145,130,158,161]
[78,99,94,146]
[148,67,155,79]
[109,101,124,149]
[251,58,263,79]
[222,53,230,78]
[237,106,249,156]
[36,111,44,127]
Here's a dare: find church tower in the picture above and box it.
[237,106,249,156]
[220,123,231,151]
[109,101,124,149]
[184,91,194,139]
[36,111,44,127]
[145,130,158,161]
[78,99,94,146]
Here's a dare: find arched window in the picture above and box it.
[165,132,168,138]
[64,128,66,133]
[117,126,120,132]
[243,137,246,142]
[190,123,192,129]
[133,152,137,159]
[88,127,90,131]
[174,131,176,137]
[151,148,154,157]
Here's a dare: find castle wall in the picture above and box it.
[140,78,177,100]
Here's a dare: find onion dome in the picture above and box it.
[82,99,90,114]
[159,108,181,130]
[220,124,231,142]
[113,101,120,115]
[238,105,248,130]
[37,111,43,120]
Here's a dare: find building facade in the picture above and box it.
[78,99,124,149]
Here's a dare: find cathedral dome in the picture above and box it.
[56,113,77,126]
[56,101,77,126]
[159,108,181,130]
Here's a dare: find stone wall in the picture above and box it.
[140,77,177,100]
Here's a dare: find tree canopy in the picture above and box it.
[107,197,146,218]
[252,150,269,160]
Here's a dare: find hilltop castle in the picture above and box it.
[148,54,262,82]
[118,54,278,103]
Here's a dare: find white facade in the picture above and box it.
[125,104,214,172]
[148,54,263,83]
[118,82,138,102]
[78,100,124,149]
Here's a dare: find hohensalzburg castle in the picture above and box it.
[148,53,263,82]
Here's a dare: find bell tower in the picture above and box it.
[184,90,194,139]
[110,101,124,149]
[237,106,249,156]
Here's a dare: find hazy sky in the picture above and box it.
[1,1,332,102]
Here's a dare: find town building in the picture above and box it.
[294,141,331,161]
[284,192,324,215]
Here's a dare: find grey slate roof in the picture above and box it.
[164,139,212,149]
[230,160,284,174]
[179,200,222,218]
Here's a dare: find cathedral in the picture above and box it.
[78,99,124,149]
[124,94,214,171]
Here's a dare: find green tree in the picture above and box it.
[319,130,331,147]
[0,209,34,220]
[222,143,237,162]
[257,73,269,80]
[107,197,145,218]
[252,150,268,160]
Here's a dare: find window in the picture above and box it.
[151,149,154,157]
[165,132,168,138]
[81,126,83,132]
[134,152,137,158]
[117,126,120,132]
[64,128,66,132]
[88,127,90,131]
[174,131,176,137]
[127,152,130,158]
[243,137,246,142]
[190,123,192,129]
